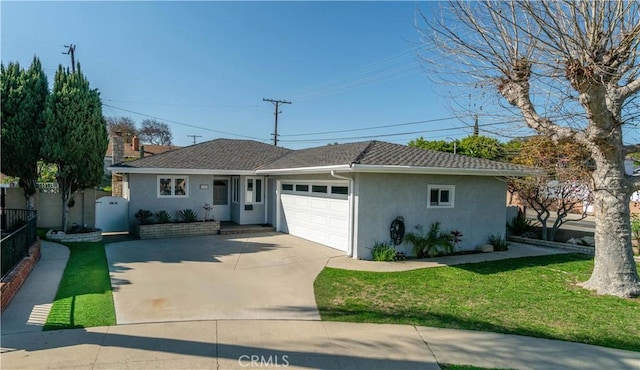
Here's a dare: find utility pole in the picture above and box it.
[263,98,291,146]
[187,135,202,145]
[62,44,76,73]
[473,115,479,136]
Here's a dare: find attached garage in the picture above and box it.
[278,181,350,252]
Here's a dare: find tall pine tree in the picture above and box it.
[42,64,108,231]
[1,57,49,210]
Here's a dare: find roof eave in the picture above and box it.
[108,167,256,175]
[350,164,539,177]
[255,165,353,175]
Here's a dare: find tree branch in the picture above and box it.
[631,175,640,192]
[619,78,640,100]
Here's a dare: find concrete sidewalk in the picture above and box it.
[1,240,69,335]
[326,242,571,272]
[1,320,638,369]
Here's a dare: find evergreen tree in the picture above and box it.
[0,57,49,210]
[42,64,108,231]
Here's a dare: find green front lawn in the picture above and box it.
[44,242,115,330]
[314,254,640,351]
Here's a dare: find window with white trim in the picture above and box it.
[428,185,454,208]
[157,176,188,198]
[232,177,240,203]
[246,177,264,204]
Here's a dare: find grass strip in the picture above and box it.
[44,242,115,330]
[314,253,640,351]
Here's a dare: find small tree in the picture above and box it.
[42,64,108,231]
[457,135,504,160]
[139,119,172,145]
[0,57,48,210]
[509,136,593,241]
[408,137,455,153]
[106,116,137,143]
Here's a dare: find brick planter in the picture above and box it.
[136,221,221,240]
[1,239,41,313]
[46,229,103,243]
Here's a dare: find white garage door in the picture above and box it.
[279,182,349,252]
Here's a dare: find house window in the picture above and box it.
[157,176,188,198]
[232,177,239,203]
[331,186,348,195]
[428,185,455,208]
[282,183,294,191]
[312,185,327,193]
[246,177,264,204]
[296,184,309,192]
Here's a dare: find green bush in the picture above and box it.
[178,209,198,222]
[371,242,396,262]
[155,210,172,224]
[488,234,509,251]
[506,209,533,236]
[405,222,453,258]
[631,214,640,244]
[134,209,153,225]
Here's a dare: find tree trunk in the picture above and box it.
[26,194,35,212]
[579,163,640,297]
[61,189,70,232]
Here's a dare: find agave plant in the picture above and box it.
[155,210,172,224]
[178,209,199,222]
[134,209,154,225]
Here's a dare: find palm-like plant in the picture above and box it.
[405,222,452,258]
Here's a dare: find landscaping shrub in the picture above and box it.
[506,208,533,236]
[178,209,198,222]
[488,234,509,251]
[405,222,453,258]
[371,241,396,261]
[134,209,153,224]
[155,210,172,224]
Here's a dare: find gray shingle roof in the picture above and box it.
[111,139,292,171]
[258,140,529,172]
[111,138,530,173]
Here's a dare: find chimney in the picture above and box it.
[111,132,124,197]
[112,132,124,165]
[132,135,139,151]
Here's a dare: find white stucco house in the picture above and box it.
[109,139,532,259]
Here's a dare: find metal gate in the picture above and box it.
[95,196,129,232]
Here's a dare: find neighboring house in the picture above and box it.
[104,135,180,176]
[110,139,532,259]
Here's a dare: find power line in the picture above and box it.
[278,120,520,144]
[103,103,268,142]
[280,116,461,137]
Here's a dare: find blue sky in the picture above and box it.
[2,1,519,148]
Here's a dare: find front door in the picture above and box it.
[213,177,230,221]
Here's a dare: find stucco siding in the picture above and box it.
[354,173,507,259]
[127,174,213,228]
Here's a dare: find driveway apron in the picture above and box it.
[105,232,344,324]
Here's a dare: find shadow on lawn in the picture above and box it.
[318,306,639,352]
[451,253,593,275]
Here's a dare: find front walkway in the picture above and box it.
[326,242,572,272]
[1,241,69,335]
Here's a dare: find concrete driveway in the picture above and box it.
[105,232,344,324]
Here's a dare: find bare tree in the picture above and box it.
[509,136,593,241]
[419,1,640,297]
[138,119,172,145]
[106,116,137,143]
